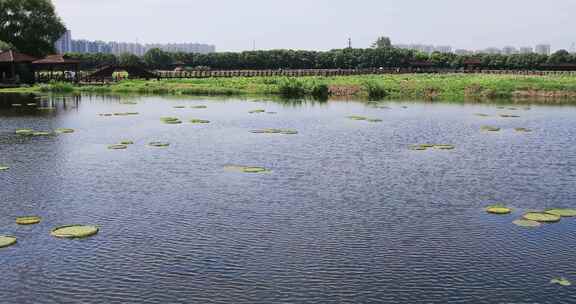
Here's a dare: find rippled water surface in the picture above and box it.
[1,94,576,304]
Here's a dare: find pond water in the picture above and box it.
[1,93,576,304]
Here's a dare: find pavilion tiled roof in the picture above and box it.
[0,50,37,63]
[32,54,81,64]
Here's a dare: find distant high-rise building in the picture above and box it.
[519,47,533,54]
[502,46,518,55]
[482,47,502,55]
[55,30,72,54]
[54,30,215,56]
[434,46,452,53]
[535,44,551,55]
[454,49,473,55]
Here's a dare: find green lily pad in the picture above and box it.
[367,118,383,123]
[108,144,128,150]
[250,128,297,135]
[190,105,207,109]
[434,144,455,150]
[120,140,134,145]
[148,142,170,148]
[55,128,75,134]
[408,145,427,151]
[481,126,501,132]
[550,277,572,286]
[32,131,52,136]
[500,114,520,118]
[161,117,182,124]
[0,165,9,171]
[514,128,532,132]
[15,129,34,136]
[173,105,186,109]
[545,209,576,217]
[474,113,490,117]
[348,115,368,121]
[224,165,269,174]
[523,212,561,223]
[512,219,541,228]
[486,205,512,215]
[51,225,99,239]
[189,119,210,124]
[0,236,17,249]
[98,113,113,117]
[249,109,266,114]
[16,216,42,225]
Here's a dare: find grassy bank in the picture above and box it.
[3,74,576,102]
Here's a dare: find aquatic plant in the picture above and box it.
[545,208,576,217]
[32,131,52,136]
[522,212,561,223]
[0,236,17,249]
[434,144,455,150]
[148,142,170,148]
[500,114,521,118]
[486,205,512,215]
[190,105,208,109]
[367,118,383,123]
[161,117,182,124]
[250,128,298,135]
[224,165,269,174]
[514,128,532,132]
[249,109,266,114]
[481,126,501,132]
[16,216,42,225]
[189,119,210,124]
[0,165,9,171]
[408,145,428,151]
[474,113,490,117]
[55,128,75,134]
[173,105,186,108]
[512,219,541,228]
[120,140,134,145]
[108,144,128,150]
[51,225,99,239]
[347,115,368,120]
[16,129,35,135]
[550,277,572,287]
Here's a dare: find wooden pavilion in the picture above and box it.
[0,50,37,83]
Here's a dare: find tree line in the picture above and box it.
[62,48,576,71]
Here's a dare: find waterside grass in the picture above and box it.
[6,74,576,103]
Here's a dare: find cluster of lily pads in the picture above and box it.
[347,115,383,122]
[250,128,298,135]
[485,204,576,227]
[408,144,455,151]
[480,126,532,133]
[161,117,210,124]
[15,128,75,137]
[108,140,170,150]
[0,216,98,250]
[98,112,139,117]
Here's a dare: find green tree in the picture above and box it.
[0,40,14,51]
[118,53,142,67]
[548,50,571,64]
[372,36,392,49]
[0,0,66,56]
[143,48,173,69]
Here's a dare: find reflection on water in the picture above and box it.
[1,93,576,304]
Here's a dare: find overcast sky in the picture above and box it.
[52,0,576,52]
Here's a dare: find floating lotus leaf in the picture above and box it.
[250,128,297,135]
[189,119,210,124]
[545,209,576,217]
[32,131,52,136]
[486,205,512,214]
[523,212,561,223]
[481,126,501,132]
[408,145,427,151]
[500,114,520,118]
[348,115,368,120]
[513,219,541,228]
[279,129,298,135]
[51,225,99,239]
[16,216,42,225]
[0,166,9,171]
[98,113,113,117]
[15,129,34,136]
[148,142,170,148]
[550,277,572,287]
[190,105,207,109]
[266,112,277,114]
[120,140,134,145]
[120,101,137,105]
[249,109,266,114]
[0,236,17,248]
[113,113,130,116]
[108,144,128,150]
[55,128,75,134]
[514,128,532,133]
[419,144,435,148]
[173,106,186,108]
[475,113,490,117]
[367,118,383,123]
[125,112,139,115]
[161,117,182,124]
[224,165,269,173]
[434,144,455,150]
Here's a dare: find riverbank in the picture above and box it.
[3,74,576,102]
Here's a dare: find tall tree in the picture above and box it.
[118,53,142,67]
[372,36,392,49]
[0,0,66,56]
[143,48,173,69]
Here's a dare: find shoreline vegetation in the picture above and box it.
[2,74,576,102]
